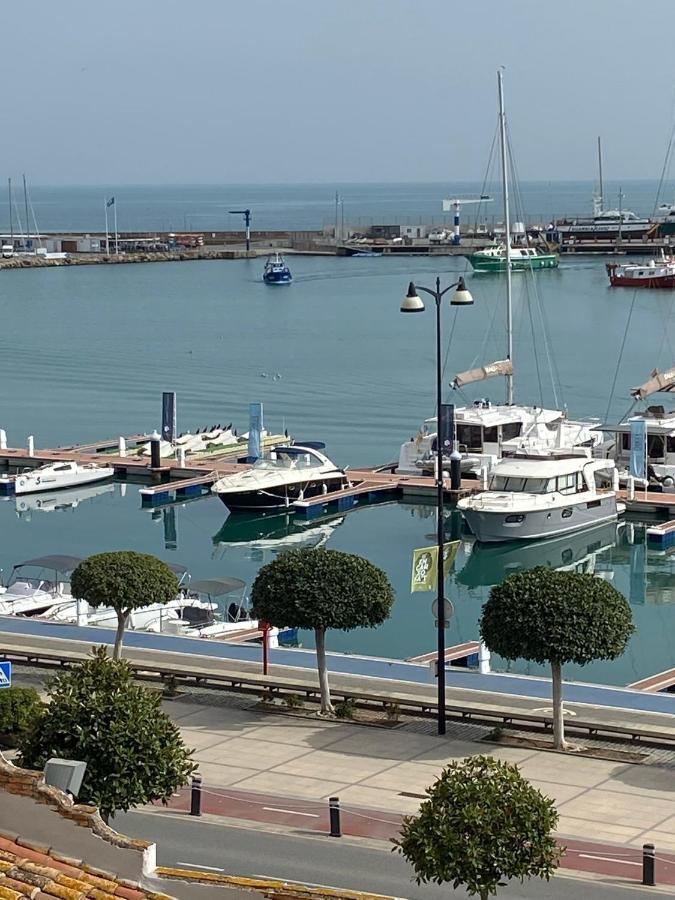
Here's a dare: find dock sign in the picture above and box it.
[0,661,11,689]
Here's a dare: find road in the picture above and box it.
[117,810,656,900]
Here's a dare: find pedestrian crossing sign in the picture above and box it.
[0,661,11,688]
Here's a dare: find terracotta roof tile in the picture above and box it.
[86,891,118,900]
[0,885,23,900]
[41,882,85,900]
[113,888,146,900]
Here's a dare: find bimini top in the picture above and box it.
[190,577,246,597]
[490,454,594,479]
[165,562,188,575]
[13,555,83,572]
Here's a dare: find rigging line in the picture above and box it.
[472,124,499,232]
[525,286,544,407]
[441,305,460,383]
[467,283,501,371]
[652,88,675,216]
[505,123,562,409]
[604,290,639,426]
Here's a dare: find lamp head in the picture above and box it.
[400,282,425,313]
[450,276,474,306]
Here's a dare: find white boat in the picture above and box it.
[457,451,619,543]
[0,461,114,495]
[212,442,348,511]
[0,554,82,616]
[397,72,599,479]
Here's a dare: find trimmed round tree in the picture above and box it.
[395,755,561,900]
[480,567,634,750]
[251,548,395,715]
[71,551,179,659]
[19,647,195,821]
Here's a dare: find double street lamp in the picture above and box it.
[401,276,474,735]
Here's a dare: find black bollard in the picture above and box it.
[329,796,341,838]
[450,450,462,491]
[190,774,202,817]
[150,435,161,469]
[642,843,656,886]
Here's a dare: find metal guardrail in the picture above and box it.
[2,643,674,750]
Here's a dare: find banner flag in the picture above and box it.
[411,541,460,592]
[630,418,647,480]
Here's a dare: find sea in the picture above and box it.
[1,180,675,688]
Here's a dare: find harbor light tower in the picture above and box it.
[441,196,492,245]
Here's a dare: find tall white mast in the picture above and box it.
[497,68,513,405]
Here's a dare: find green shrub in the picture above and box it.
[335,698,356,719]
[284,693,303,709]
[0,687,44,744]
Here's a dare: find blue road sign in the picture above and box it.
[0,661,11,688]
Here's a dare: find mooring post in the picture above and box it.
[150,430,161,469]
[329,796,342,837]
[190,774,202,817]
[627,475,635,500]
[450,449,462,491]
[178,446,186,468]
[118,436,126,458]
[0,429,6,450]
[27,435,34,457]
[642,843,656,886]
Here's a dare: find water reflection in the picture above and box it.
[11,482,118,519]
[212,511,345,560]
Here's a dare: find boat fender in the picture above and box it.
[18,479,24,487]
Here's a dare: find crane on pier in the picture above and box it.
[441,196,492,245]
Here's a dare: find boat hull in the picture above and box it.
[13,468,114,495]
[263,272,292,284]
[216,475,347,511]
[608,274,675,288]
[460,494,618,543]
[466,253,559,272]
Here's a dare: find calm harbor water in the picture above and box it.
[2,183,675,687]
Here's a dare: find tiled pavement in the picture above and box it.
[166,698,675,851]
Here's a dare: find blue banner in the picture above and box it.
[630,419,648,480]
[249,402,263,461]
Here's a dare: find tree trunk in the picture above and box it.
[113,609,129,660]
[315,628,334,716]
[551,659,566,750]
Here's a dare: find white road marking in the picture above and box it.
[262,806,320,818]
[577,853,640,867]
[176,862,225,871]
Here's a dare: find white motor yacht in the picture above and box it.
[0,555,82,616]
[0,461,114,496]
[212,443,348,511]
[397,399,601,478]
[457,451,620,543]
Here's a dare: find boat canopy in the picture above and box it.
[13,555,83,573]
[452,359,514,389]
[165,562,188,575]
[593,421,675,435]
[631,366,675,400]
[190,577,246,597]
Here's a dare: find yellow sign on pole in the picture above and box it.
[411,541,460,592]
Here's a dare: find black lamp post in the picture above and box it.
[401,276,474,735]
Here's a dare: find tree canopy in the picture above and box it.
[71,551,179,658]
[250,547,395,631]
[480,567,634,666]
[395,755,561,899]
[19,647,195,820]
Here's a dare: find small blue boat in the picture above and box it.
[263,252,293,284]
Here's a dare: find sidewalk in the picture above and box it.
[162,695,675,885]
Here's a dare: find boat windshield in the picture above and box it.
[253,451,322,470]
[490,475,556,493]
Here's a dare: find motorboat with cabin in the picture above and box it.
[0,555,82,616]
[263,252,293,284]
[0,461,114,496]
[466,243,558,272]
[212,442,348,511]
[397,396,601,478]
[595,366,675,487]
[457,451,620,543]
[606,252,675,289]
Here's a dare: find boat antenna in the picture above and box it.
[7,178,13,246]
[497,67,513,405]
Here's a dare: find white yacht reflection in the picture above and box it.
[213,511,345,555]
[14,482,117,518]
[456,520,620,589]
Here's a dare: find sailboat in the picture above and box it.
[397,70,600,479]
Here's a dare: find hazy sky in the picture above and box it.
[3,0,675,185]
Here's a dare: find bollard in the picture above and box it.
[627,475,635,500]
[178,446,186,468]
[480,464,489,490]
[329,796,342,837]
[642,843,656,886]
[118,436,127,458]
[450,450,462,491]
[150,430,161,469]
[190,774,202,817]
[0,429,6,450]
[27,435,34,458]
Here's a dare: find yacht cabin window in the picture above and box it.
[502,422,523,441]
[490,472,586,494]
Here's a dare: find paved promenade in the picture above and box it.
[160,696,675,887]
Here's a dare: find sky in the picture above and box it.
[2,0,675,185]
